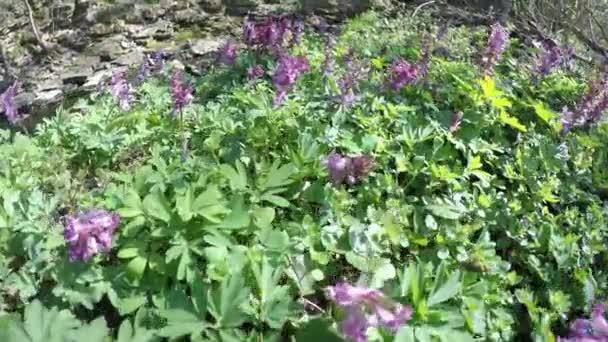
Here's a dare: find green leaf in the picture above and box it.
[207,273,251,328]
[143,190,172,223]
[158,309,205,338]
[428,270,462,307]
[295,319,342,342]
[218,195,250,230]
[176,186,195,222]
[426,203,465,220]
[127,256,148,279]
[193,186,228,223]
[253,207,275,229]
[260,193,290,207]
[66,317,108,342]
[118,188,144,218]
[221,162,248,191]
[533,102,558,124]
[499,111,527,132]
[259,161,295,190]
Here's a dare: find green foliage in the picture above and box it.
[1,9,608,342]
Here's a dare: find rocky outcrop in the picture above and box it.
[0,0,394,129]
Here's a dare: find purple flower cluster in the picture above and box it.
[326,283,413,342]
[388,58,420,91]
[64,209,120,262]
[246,65,265,80]
[480,23,509,75]
[219,40,239,66]
[271,54,309,105]
[388,38,433,91]
[0,81,20,124]
[559,303,608,341]
[109,71,132,111]
[534,39,573,78]
[560,72,608,134]
[136,51,166,82]
[243,15,304,51]
[337,49,368,107]
[325,151,374,186]
[170,71,194,115]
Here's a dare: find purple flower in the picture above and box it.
[389,58,419,91]
[219,40,239,66]
[242,15,304,51]
[136,61,149,83]
[271,54,309,105]
[325,152,374,186]
[480,23,509,75]
[561,73,608,133]
[534,39,573,78]
[326,283,413,342]
[63,209,120,262]
[0,81,20,124]
[136,51,166,83]
[246,65,265,80]
[291,18,305,44]
[559,303,608,341]
[170,71,193,114]
[149,51,166,75]
[337,50,367,107]
[109,71,132,111]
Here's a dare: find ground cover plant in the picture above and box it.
[1,9,608,342]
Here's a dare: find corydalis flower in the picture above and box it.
[243,15,305,51]
[561,73,608,134]
[109,71,132,111]
[389,58,419,91]
[337,49,368,107]
[559,303,608,341]
[63,209,120,262]
[170,71,193,114]
[534,39,573,78]
[325,151,374,186]
[136,51,166,83]
[0,81,20,124]
[326,283,413,342]
[219,40,239,66]
[246,65,264,80]
[481,23,509,75]
[272,54,309,105]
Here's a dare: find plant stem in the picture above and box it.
[179,110,188,162]
[22,0,50,52]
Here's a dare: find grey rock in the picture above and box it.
[190,38,225,56]
[224,0,261,15]
[51,4,75,29]
[62,68,91,86]
[88,36,125,61]
[300,0,375,16]
[14,92,34,111]
[35,89,63,103]
[83,70,113,91]
[115,50,144,66]
[90,23,118,37]
[173,8,209,25]
[199,0,224,13]
[131,21,172,41]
